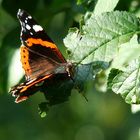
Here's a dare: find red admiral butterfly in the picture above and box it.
[10,9,73,103]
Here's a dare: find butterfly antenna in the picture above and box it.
[81,93,88,102]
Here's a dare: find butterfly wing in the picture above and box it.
[17,9,67,81]
[9,9,70,103]
[10,74,53,103]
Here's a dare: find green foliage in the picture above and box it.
[108,35,140,104]
[64,11,140,64]
[64,10,140,105]
[94,0,119,15]
[108,58,140,104]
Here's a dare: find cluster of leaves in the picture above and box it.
[65,10,140,101]
[64,0,140,106]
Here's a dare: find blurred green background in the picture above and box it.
[0,0,140,140]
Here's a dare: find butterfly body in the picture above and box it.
[10,9,73,103]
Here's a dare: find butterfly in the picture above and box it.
[9,9,74,103]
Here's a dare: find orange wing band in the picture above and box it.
[20,45,32,79]
[26,38,57,49]
[26,38,66,62]
[20,74,52,93]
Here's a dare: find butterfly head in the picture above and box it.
[66,62,75,79]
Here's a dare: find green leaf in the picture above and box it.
[107,35,140,104]
[112,35,140,69]
[64,11,140,65]
[108,58,140,104]
[131,104,140,114]
[107,68,123,89]
[94,0,119,15]
[8,49,24,89]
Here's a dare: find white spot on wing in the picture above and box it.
[28,16,32,19]
[33,25,43,32]
[26,24,31,30]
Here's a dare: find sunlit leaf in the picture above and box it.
[94,0,119,15]
[8,49,24,89]
[112,35,140,69]
[64,11,140,65]
[108,58,140,104]
[131,104,140,114]
[108,35,140,104]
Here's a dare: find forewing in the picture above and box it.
[17,9,66,80]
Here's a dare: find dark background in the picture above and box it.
[0,0,140,140]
